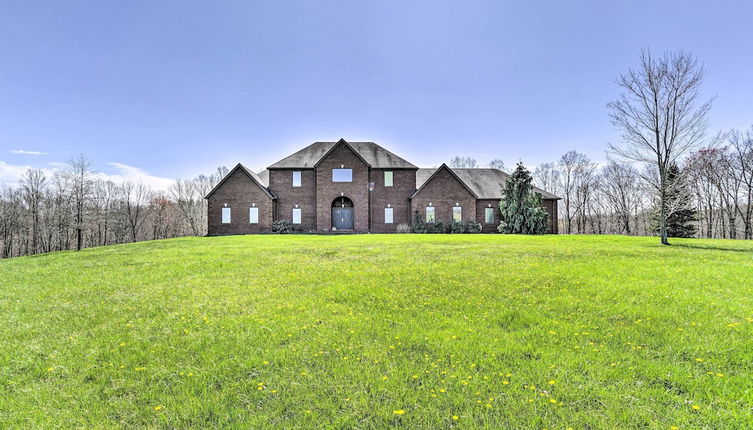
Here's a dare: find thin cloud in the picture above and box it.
[0,161,55,186]
[100,162,175,191]
[0,160,175,191]
[11,149,47,155]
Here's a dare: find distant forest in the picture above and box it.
[1,125,751,259]
[0,157,227,259]
[450,126,753,240]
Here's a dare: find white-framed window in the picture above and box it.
[249,207,259,224]
[384,171,393,187]
[332,168,352,182]
[425,206,435,223]
[485,207,494,224]
[292,208,302,224]
[292,171,301,187]
[384,207,394,224]
[453,206,462,222]
[221,207,231,224]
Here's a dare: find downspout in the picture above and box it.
[368,166,372,232]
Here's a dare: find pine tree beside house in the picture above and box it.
[498,162,549,234]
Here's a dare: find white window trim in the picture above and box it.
[453,206,462,222]
[384,207,394,224]
[249,207,259,224]
[332,168,353,183]
[292,171,301,187]
[485,207,494,224]
[221,207,231,224]
[384,171,393,187]
[425,206,435,223]
[292,208,302,224]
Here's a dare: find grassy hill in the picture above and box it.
[1,235,752,429]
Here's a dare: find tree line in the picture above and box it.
[452,127,752,240]
[451,50,752,243]
[2,50,750,257]
[0,157,228,259]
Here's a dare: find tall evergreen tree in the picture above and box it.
[654,163,698,238]
[498,162,549,234]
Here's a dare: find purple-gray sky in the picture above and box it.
[2,0,751,188]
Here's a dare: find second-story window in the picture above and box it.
[292,171,301,187]
[384,171,393,187]
[332,168,352,182]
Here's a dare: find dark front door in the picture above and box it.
[332,207,354,230]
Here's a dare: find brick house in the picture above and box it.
[205,139,559,234]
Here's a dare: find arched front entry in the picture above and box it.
[332,196,354,231]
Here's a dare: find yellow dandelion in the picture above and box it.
[47,367,54,372]
[452,415,459,420]
[548,380,556,385]
[154,405,163,411]
[393,409,405,415]
[692,404,701,410]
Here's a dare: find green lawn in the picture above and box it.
[1,235,752,429]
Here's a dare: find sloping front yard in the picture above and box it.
[1,235,752,428]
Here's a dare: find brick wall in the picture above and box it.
[544,199,558,234]
[369,168,417,233]
[476,199,500,233]
[474,197,559,234]
[411,167,476,226]
[315,143,370,232]
[268,168,317,232]
[207,168,274,235]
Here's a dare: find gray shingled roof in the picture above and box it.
[267,140,417,169]
[257,169,269,186]
[416,167,559,200]
[204,164,276,199]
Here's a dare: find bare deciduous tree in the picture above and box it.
[488,159,506,172]
[121,182,150,242]
[601,161,641,234]
[558,151,593,234]
[20,169,47,254]
[608,49,712,245]
[68,154,95,251]
[449,156,478,168]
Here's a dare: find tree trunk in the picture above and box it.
[659,172,670,245]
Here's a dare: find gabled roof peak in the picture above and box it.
[267,141,417,169]
[204,163,276,200]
